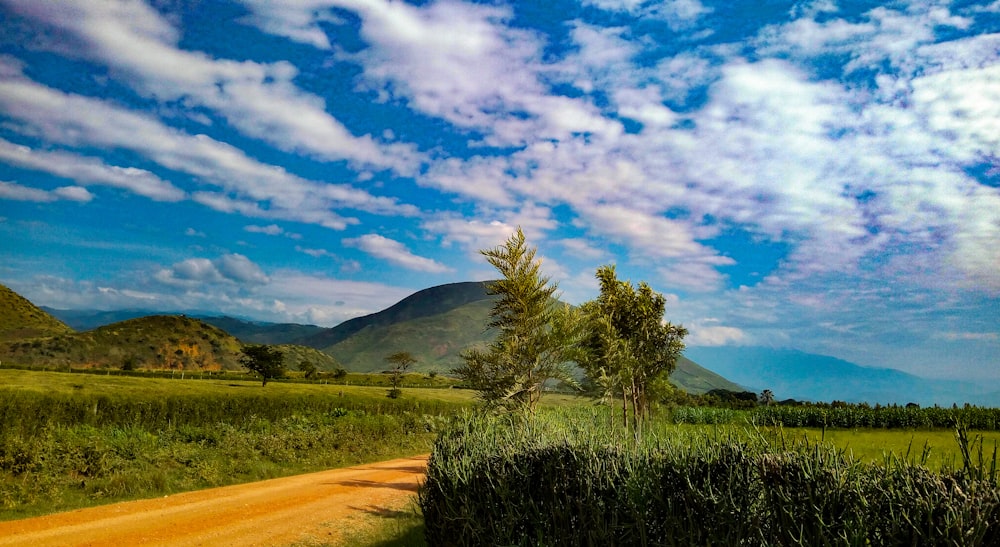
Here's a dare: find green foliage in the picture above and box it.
[0,315,244,370]
[0,370,468,519]
[240,344,285,386]
[453,229,580,413]
[420,409,1000,546]
[670,403,1000,430]
[578,265,688,430]
[386,351,417,399]
[0,284,74,342]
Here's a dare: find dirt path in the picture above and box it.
[0,455,428,547]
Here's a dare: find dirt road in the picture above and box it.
[0,455,428,547]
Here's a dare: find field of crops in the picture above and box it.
[421,408,1000,546]
[0,369,470,520]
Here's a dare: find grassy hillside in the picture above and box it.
[325,299,497,373]
[197,316,326,344]
[298,281,493,349]
[321,283,743,394]
[0,284,74,341]
[273,343,342,372]
[0,315,245,370]
[671,356,745,394]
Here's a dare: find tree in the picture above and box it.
[761,389,775,406]
[578,265,687,431]
[385,351,416,399]
[453,228,582,414]
[240,344,285,386]
[298,360,318,380]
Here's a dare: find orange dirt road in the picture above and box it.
[0,455,429,547]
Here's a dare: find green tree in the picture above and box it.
[579,265,687,430]
[385,351,417,399]
[240,344,285,386]
[454,228,582,414]
[298,360,318,380]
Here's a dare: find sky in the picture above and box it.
[0,0,997,382]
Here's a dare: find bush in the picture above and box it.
[421,410,1000,546]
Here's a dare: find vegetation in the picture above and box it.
[386,352,417,399]
[0,315,244,370]
[421,409,1000,546]
[0,284,73,342]
[578,265,688,430]
[454,228,580,413]
[240,344,286,386]
[0,369,466,520]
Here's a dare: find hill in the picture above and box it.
[315,281,743,394]
[197,316,326,345]
[685,346,998,406]
[297,281,494,349]
[0,284,74,341]
[39,307,156,331]
[0,315,245,370]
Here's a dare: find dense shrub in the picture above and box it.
[421,410,1000,546]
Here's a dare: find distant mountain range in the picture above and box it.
[10,281,742,395]
[685,346,1000,406]
[15,281,992,404]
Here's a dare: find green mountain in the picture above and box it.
[315,281,743,394]
[197,316,326,345]
[0,284,74,341]
[297,281,493,349]
[0,315,246,370]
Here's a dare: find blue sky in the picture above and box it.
[0,0,997,381]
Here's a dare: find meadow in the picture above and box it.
[3,368,999,546]
[0,369,470,520]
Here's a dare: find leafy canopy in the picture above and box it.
[579,265,687,429]
[454,228,581,414]
[240,344,285,386]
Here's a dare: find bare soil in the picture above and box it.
[0,455,428,547]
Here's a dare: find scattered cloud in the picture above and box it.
[343,234,452,273]
[0,181,92,202]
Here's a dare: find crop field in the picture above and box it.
[422,408,1000,546]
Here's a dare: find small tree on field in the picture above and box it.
[454,228,582,414]
[385,351,416,398]
[240,344,285,386]
[299,360,319,380]
[578,265,687,431]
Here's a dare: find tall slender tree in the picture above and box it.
[453,228,581,414]
[579,265,687,430]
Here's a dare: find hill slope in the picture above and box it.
[319,281,742,394]
[0,315,245,370]
[297,281,494,349]
[197,316,326,345]
[0,284,74,341]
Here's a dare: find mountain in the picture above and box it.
[0,284,74,341]
[685,346,997,406]
[40,307,157,331]
[297,281,494,349]
[0,315,245,370]
[196,316,325,345]
[313,281,742,394]
[41,307,326,345]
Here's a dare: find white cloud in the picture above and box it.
[155,253,268,287]
[0,181,92,202]
[687,324,747,346]
[0,138,185,202]
[343,233,452,273]
[0,70,417,230]
[244,224,284,236]
[3,0,418,172]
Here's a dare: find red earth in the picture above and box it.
[0,455,429,546]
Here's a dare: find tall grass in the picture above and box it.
[421,408,1000,546]
[0,370,468,520]
[671,404,1000,431]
